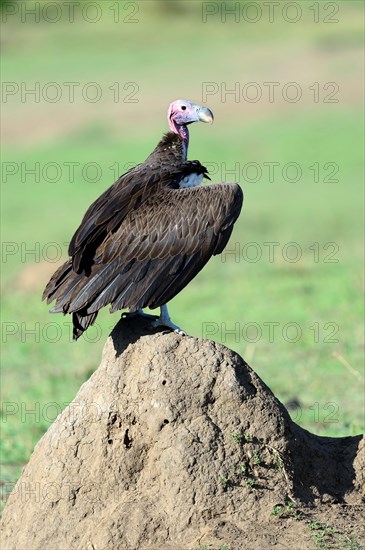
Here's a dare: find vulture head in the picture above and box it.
[168,99,214,148]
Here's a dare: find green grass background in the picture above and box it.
[1,1,364,490]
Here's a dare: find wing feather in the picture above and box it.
[65,184,243,314]
[68,157,210,273]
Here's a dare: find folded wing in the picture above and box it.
[44,183,243,317]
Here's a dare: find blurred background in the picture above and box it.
[1,0,364,494]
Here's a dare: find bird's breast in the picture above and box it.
[179,173,204,189]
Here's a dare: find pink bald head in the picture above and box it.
[167,99,214,152]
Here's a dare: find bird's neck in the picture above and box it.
[180,131,188,160]
[168,120,189,159]
[147,132,188,164]
[177,125,189,156]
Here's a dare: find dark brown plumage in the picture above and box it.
[43,101,243,339]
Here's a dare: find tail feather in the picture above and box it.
[43,260,99,340]
[42,260,73,303]
[72,311,98,340]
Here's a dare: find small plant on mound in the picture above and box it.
[271,501,304,521]
[308,520,337,547]
[342,535,361,550]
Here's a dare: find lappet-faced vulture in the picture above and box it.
[43,100,243,339]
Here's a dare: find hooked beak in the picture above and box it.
[197,106,214,124]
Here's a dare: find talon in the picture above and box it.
[123,304,186,335]
[150,304,187,335]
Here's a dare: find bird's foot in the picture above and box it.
[122,305,186,335]
[151,317,187,335]
[150,304,186,335]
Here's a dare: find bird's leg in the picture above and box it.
[151,304,186,335]
[122,308,157,320]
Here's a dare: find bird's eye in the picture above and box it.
[181,105,186,110]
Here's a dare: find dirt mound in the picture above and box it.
[1,316,364,549]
